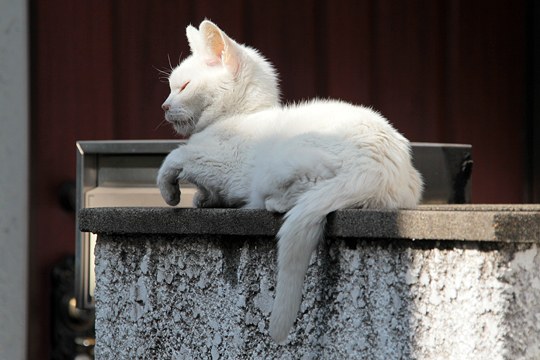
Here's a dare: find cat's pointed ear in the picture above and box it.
[199,20,242,76]
[186,24,205,56]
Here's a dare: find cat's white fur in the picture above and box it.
[158,20,423,344]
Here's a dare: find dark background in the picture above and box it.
[29,0,538,357]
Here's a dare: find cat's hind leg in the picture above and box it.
[261,165,340,213]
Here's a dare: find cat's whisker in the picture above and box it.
[154,65,172,78]
[153,119,169,131]
[168,54,175,72]
[177,53,183,68]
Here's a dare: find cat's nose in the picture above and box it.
[162,103,170,111]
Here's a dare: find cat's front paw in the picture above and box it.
[193,188,222,208]
[161,181,181,206]
[192,189,209,208]
[157,165,182,206]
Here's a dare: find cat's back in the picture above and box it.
[200,99,406,150]
[277,99,400,139]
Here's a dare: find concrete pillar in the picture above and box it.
[0,0,29,359]
[80,206,540,359]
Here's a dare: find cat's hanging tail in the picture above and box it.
[268,176,368,344]
[268,201,327,344]
[268,151,422,343]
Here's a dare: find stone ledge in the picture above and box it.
[79,204,540,243]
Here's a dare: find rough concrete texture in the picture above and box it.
[94,233,540,359]
[80,205,540,242]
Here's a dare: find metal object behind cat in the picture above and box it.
[411,142,472,204]
[75,140,472,309]
[75,140,195,309]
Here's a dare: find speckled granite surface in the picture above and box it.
[80,205,540,241]
[83,206,540,359]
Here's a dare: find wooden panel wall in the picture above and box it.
[30,0,528,357]
[30,2,115,358]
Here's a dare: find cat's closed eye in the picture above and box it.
[178,81,190,92]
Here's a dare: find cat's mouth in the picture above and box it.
[165,111,196,135]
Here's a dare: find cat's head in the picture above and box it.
[162,20,280,136]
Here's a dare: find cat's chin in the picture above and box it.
[171,122,195,137]
[165,114,195,136]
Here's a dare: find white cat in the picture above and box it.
[157,20,423,344]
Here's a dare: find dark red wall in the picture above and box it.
[30,0,529,357]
